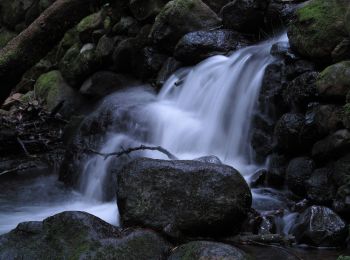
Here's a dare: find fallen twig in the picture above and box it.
[87,145,178,160]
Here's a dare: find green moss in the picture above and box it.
[77,13,101,33]
[288,0,349,60]
[34,70,62,109]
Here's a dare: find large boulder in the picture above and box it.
[288,0,349,63]
[149,0,221,52]
[116,158,252,237]
[221,0,268,34]
[174,29,248,64]
[316,61,350,100]
[286,157,315,197]
[0,211,171,259]
[168,241,248,260]
[292,206,348,247]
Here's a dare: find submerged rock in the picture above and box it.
[292,206,348,247]
[168,241,248,259]
[116,158,252,238]
[0,211,171,259]
[149,0,221,52]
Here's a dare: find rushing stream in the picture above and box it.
[1,33,290,235]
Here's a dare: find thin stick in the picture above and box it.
[87,145,178,160]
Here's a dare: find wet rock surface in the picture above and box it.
[292,206,348,247]
[116,158,252,238]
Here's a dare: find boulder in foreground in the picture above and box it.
[116,158,252,238]
[0,211,171,259]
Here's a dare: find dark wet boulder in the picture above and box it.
[168,241,248,260]
[221,0,268,34]
[316,61,350,100]
[250,169,267,188]
[149,0,221,52]
[174,29,249,65]
[292,206,348,247]
[308,104,344,136]
[116,158,252,238]
[312,129,350,161]
[274,113,307,154]
[76,12,104,44]
[0,211,171,259]
[288,0,349,63]
[286,157,315,197]
[306,168,336,205]
[80,71,137,98]
[283,71,319,111]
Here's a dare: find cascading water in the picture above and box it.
[0,33,291,235]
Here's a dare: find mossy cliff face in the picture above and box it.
[288,0,350,63]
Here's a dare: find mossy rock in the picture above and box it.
[0,211,171,259]
[20,90,35,103]
[129,0,170,21]
[34,70,81,116]
[59,44,100,88]
[150,0,221,52]
[77,12,103,43]
[56,27,80,60]
[338,256,350,260]
[316,61,350,99]
[0,27,16,48]
[288,0,349,63]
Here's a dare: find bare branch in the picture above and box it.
[86,145,178,160]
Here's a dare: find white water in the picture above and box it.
[0,33,289,235]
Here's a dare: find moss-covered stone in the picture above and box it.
[20,90,35,103]
[0,211,171,259]
[0,27,16,48]
[34,70,61,106]
[77,12,103,43]
[316,61,350,99]
[59,43,100,88]
[150,0,221,52]
[288,0,349,63]
[56,27,80,60]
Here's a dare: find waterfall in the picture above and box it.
[80,33,288,200]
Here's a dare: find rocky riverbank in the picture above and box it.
[1,0,350,259]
